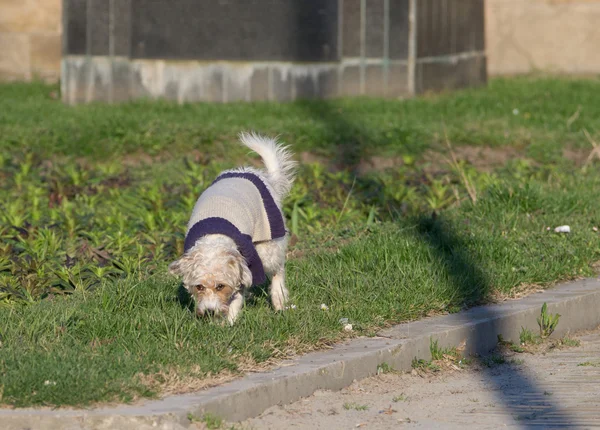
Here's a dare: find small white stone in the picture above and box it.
[344,324,353,332]
[554,225,571,233]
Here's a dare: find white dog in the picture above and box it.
[169,133,297,324]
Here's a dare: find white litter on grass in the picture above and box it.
[339,318,349,324]
[44,380,56,386]
[554,225,571,233]
[513,108,520,115]
[284,304,297,310]
[343,324,353,332]
[320,303,329,311]
[593,227,598,232]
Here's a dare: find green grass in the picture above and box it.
[2,77,600,407]
[578,361,600,367]
[343,402,369,411]
[2,76,600,162]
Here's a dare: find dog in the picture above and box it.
[168,133,297,325]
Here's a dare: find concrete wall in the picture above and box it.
[60,0,486,104]
[0,0,62,82]
[486,0,600,75]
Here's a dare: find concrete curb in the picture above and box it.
[3,277,600,429]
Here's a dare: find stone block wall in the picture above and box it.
[0,0,62,82]
[486,0,600,75]
[61,0,486,104]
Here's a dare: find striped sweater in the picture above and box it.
[184,172,285,286]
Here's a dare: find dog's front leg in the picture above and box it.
[227,292,245,325]
[270,269,288,311]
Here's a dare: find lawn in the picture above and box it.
[1,76,600,407]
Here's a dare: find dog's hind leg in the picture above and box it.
[227,292,245,325]
[270,269,288,311]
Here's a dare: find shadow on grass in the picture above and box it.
[415,213,577,426]
[296,83,576,426]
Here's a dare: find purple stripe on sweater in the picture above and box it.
[184,217,266,286]
[212,172,286,239]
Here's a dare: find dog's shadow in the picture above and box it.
[176,283,195,313]
[245,280,271,307]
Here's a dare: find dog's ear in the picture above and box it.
[240,264,252,288]
[226,250,253,287]
[168,259,183,276]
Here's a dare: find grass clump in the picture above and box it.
[537,302,560,338]
[343,402,369,411]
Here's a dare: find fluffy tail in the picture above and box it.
[238,132,297,197]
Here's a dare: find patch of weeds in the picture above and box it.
[497,334,525,353]
[509,358,525,365]
[377,362,394,374]
[430,339,444,360]
[578,361,600,367]
[411,358,428,369]
[558,336,580,347]
[481,354,506,368]
[537,302,560,338]
[411,339,464,374]
[544,391,553,396]
[200,413,224,429]
[375,360,394,373]
[519,327,541,346]
[392,394,408,402]
[343,402,369,411]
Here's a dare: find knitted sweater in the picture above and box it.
[184,172,286,286]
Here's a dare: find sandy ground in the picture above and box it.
[236,328,600,430]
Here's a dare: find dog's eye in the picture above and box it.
[196,284,205,292]
[216,284,225,291]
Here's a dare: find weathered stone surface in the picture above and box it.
[30,34,61,79]
[0,33,30,80]
[90,57,112,102]
[112,0,132,56]
[486,0,600,75]
[111,58,131,102]
[130,0,338,61]
[366,0,384,58]
[62,57,91,104]
[65,0,87,55]
[342,0,361,57]
[417,0,484,58]
[89,0,109,55]
[0,0,61,33]
[341,65,361,96]
[317,67,339,98]
[294,71,319,100]
[415,55,486,94]
[365,64,384,97]
[387,63,409,97]
[271,68,292,102]
[224,66,252,102]
[388,0,409,59]
[249,67,270,102]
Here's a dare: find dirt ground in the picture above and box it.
[235,327,600,429]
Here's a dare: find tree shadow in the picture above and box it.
[287,3,579,424]
[414,213,578,427]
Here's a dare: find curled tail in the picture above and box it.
[238,132,297,197]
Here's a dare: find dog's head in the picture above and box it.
[169,236,252,318]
